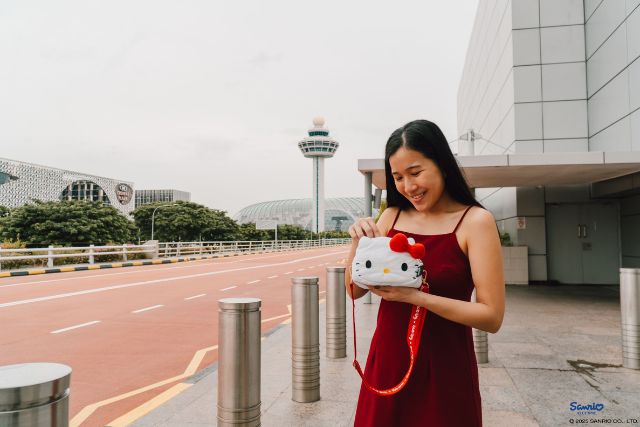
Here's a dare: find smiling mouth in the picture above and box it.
[410,192,425,201]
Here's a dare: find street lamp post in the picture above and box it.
[151,204,178,241]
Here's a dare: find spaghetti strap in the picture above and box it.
[453,206,473,233]
[390,209,402,230]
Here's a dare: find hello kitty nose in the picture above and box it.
[383,268,390,274]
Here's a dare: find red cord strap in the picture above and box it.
[350,275,429,396]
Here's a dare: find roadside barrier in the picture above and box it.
[291,277,320,402]
[326,267,347,359]
[217,298,262,426]
[0,363,71,426]
[620,268,640,369]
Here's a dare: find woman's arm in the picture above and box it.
[369,208,505,333]
[345,207,399,300]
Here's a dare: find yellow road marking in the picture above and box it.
[60,267,76,272]
[0,272,11,278]
[88,265,100,270]
[105,382,193,427]
[28,269,46,275]
[133,261,143,266]
[70,345,218,427]
[111,263,123,268]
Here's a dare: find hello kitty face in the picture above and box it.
[351,233,425,289]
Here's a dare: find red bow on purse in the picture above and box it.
[389,233,426,259]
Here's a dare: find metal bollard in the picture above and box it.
[362,291,372,304]
[0,363,71,426]
[471,290,488,363]
[291,277,320,402]
[620,268,640,369]
[326,267,346,359]
[88,244,95,265]
[217,298,261,426]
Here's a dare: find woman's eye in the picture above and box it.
[401,263,408,271]
[411,171,422,177]
[365,260,372,268]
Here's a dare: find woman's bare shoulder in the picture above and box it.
[464,207,498,235]
[376,207,400,235]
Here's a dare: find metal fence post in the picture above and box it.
[326,267,347,358]
[89,244,95,264]
[620,268,640,369]
[122,244,128,261]
[0,363,72,426]
[291,276,320,402]
[0,247,2,271]
[47,245,54,268]
[217,297,261,426]
[471,290,489,363]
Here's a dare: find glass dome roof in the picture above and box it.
[234,197,377,232]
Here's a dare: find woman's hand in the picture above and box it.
[348,217,382,241]
[368,285,421,304]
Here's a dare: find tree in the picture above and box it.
[131,201,239,242]
[0,200,135,246]
[277,224,309,240]
[237,223,270,241]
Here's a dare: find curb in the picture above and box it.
[0,252,247,278]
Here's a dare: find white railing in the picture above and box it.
[0,239,350,271]
[157,239,350,258]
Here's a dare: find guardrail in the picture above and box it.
[157,239,350,258]
[0,239,350,272]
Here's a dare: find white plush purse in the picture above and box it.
[351,233,425,289]
[349,232,430,397]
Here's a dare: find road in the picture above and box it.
[0,246,349,426]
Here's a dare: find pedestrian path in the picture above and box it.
[129,285,640,427]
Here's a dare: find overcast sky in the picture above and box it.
[0,1,478,217]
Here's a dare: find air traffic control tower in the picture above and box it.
[298,117,339,233]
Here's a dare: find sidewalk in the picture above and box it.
[130,285,640,427]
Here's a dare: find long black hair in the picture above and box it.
[385,119,482,210]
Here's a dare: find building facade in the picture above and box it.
[134,189,191,208]
[234,197,373,232]
[0,158,135,215]
[457,0,640,283]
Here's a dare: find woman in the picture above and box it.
[346,120,505,426]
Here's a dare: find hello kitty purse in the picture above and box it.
[350,233,429,396]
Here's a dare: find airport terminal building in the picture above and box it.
[358,0,640,284]
[135,189,191,207]
[234,197,374,232]
[0,158,135,215]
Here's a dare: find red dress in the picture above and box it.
[354,207,482,427]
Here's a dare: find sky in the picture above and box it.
[0,1,478,217]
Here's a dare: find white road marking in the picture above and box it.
[0,251,349,309]
[220,286,237,292]
[247,280,260,284]
[284,272,293,275]
[51,320,100,334]
[184,294,206,300]
[267,275,278,279]
[296,268,305,272]
[132,305,164,314]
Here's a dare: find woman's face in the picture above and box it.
[389,146,445,212]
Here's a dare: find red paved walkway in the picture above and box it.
[0,247,348,426]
